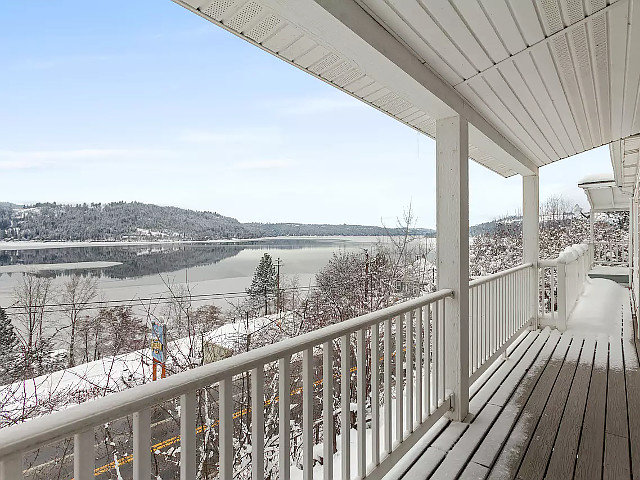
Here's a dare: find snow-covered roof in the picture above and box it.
[578,178,631,213]
[578,173,615,185]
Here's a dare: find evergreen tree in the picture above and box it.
[246,253,278,315]
[0,307,21,384]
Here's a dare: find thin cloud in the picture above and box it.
[0,149,175,170]
[179,128,282,145]
[11,54,122,71]
[234,159,294,170]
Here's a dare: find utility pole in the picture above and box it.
[275,258,283,314]
[364,249,369,312]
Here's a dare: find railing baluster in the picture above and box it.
[471,287,480,372]
[441,299,446,400]
[303,349,313,480]
[406,310,413,433]
[415,307,423,425]
[323,342,334,480]
[384,318,392,454]
[357,329,366,478]
[252,366,265,480]
[133,408,151,480]
[425,303,431,416]
[371,323,380,466]
[219,379,232,480]
[74,429,94,480]
[0,455,21,480]
[180,392,196,480]
[551,267,555,321]
[279,357,291,480]
[396,314,404,443]
[341,334,351,480]
[432,302,438,410]
[482,283,487,363]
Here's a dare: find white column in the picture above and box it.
[589,209,595,265]
[627,202,636,287]
[436,114,469,422]
[523,172,539,328]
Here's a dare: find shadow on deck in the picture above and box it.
[397,281,638,480]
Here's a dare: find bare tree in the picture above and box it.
[13,273,55,375]
[60,275,98,367]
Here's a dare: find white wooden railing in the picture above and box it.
[592,241,629,266]
[469,264,535,383]
[0,289,455,480]
[539,243,590,330]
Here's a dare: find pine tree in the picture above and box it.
[0,306,21,384]
[246,253,277,315]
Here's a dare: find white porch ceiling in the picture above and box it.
[173,0,640,178]
[611,134,640,192]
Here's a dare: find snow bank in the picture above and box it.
[567,278,627,336]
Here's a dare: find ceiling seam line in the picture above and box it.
[466,82,543,167]
[481,75,552,164]
[414,0,483,74]
[544,40,591,151]
[620,0,634,136]
[583,18,605,146]
[565,26,597,148]
[475,0,511,59]
[511,58,567,158]
[526,50,578,156]
[453,0,627,89]
[381,0,465,82]
[503,0,530,49]
[445,0,495,66]
[494,66,560,159]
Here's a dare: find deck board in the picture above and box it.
[471,331,562,469]
[603,433,630,480]
[623,338,640,480]
[573,336,609,480]
[605,338,628,438]
[487,334,572,479]
[544,336,596,479]
[515,337,583,480]
[459,461,489,480]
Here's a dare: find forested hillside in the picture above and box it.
[0,202,246,241]
[0,202,435,241]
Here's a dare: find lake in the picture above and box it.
[0,237,436,322]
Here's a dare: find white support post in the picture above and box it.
[589,210,595,266]
[523,172,539,328]
[629,197,640,316]
[436,114,469,422]
[557,259,567,331]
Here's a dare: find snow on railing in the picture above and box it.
[592,241,629,266]
[0,289,454,480]
[539,244,591,330]
[468,263,535,383]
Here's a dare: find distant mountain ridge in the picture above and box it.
[0,202,435,241]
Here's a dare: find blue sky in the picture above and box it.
[0,1,612,228]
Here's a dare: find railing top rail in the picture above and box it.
[469,263,533,288]
[0,288,453,458]
[539,243,589,266]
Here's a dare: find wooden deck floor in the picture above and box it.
[398,291,640,480]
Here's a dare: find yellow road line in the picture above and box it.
[92,349,403,477]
